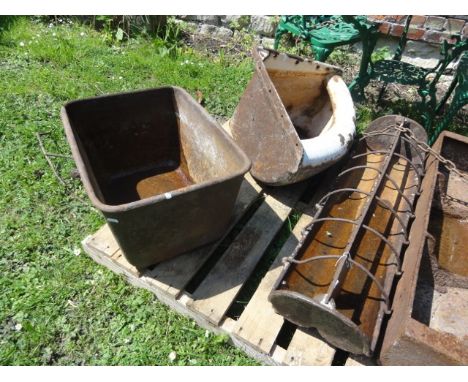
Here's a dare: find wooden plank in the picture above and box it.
[83,237,230,335]
[345,355,376,366]
[113,249,140,275]
[83,235,129,278]
[222,120,232,136]
[232,212,314,354]
[142,173,262,297]
[88,224,120,257]
[282,328,335,366]
[271,345,287,365]
[188,184,304,325]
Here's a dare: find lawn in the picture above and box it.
[0,16,257,365]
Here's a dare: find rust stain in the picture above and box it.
[430,200,468,278]
[338,133,345,146]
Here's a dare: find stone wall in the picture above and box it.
[174,15,466,66]
[175,15,278,46]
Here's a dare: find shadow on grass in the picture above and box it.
[0,16,21,39]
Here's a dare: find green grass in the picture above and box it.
[2,16,467,366]
[0,17,257,365]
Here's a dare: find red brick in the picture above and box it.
[424,16,446,31]
[368,15,386,22]
[378,22,391,35]
[390,24,405,37]
[407,27,426,41]
[410,15,426,28]
[444,18,465,34]
[394,15,409,24]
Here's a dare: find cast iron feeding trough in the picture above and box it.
[230,47,355,186]
[61,87,250,270]
[269,115,427,356]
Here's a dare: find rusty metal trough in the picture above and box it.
[230,47,355,186]
[269,115,427,356]
[61,87,250,270]
[380,130,468,365]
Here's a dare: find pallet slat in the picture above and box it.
[282,328,335,366]
[188,193,299,325]
[232,212,313,354]
[89,224,120,256]
[345,355,377,366]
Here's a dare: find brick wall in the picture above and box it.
[368,15,467,45]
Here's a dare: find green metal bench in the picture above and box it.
[274,15,467,143]
[349,15,468,143]
[274,15,378,62]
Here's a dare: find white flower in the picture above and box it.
[80,32,85,37]
[168,351,177,362]
[19,42,25,47]
[48,23,53,28]
[73,247,81,256]
[52,32,56,37]
[118,76,123,80]
[14,323,22,331]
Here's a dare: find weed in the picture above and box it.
[228,16,251,31]
[371,46,392,62]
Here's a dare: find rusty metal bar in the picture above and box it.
[352,150,424,188]
[359,133,426,165]
[306,217,402,271]
[315,188,411,241]
[337,165,415,210]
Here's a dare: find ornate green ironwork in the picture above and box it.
[274,15,377,62]
[274,15,467,143]
[430,51,468,144]
[348,15,468,142]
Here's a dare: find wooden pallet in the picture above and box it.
[81,122,374,366]
[82,174,375,366]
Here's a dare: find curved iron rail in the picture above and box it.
[337,165,414,211]
[304,216,402,272]
[359,132,426,165]
[351,150,424,188]
[315,187,412,240]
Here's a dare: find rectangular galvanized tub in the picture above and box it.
[61,87,251,270]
